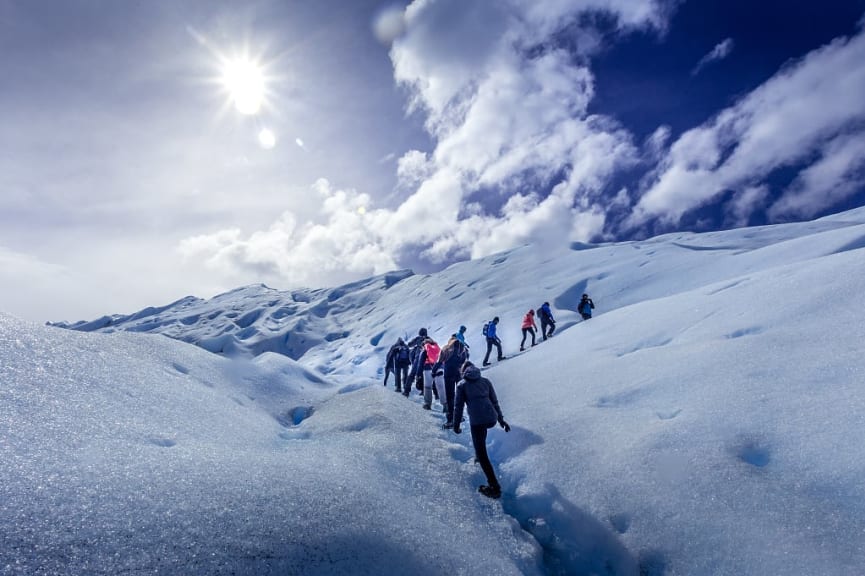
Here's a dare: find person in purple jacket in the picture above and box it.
[453,361,511,499]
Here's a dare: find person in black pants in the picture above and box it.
[538,302,555,340]
[482,317,505,366]
[453,361,510,499]
[384,338,410,392]
[440,336,469,428]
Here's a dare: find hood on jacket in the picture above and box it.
[462,363,482,381]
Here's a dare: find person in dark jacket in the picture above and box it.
[405,328,428,397]
[384,338,410,392]
[538,302,556,340]
[578,294,595,320]
[453,361,510,499]
[482,317,505,367]
[440,336,470,428]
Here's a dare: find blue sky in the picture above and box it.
[1,0,864,321]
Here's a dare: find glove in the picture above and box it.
[453,425,462,434]
[499,419,510,432]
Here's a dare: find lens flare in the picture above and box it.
[258,128,277,149]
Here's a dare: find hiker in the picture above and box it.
[520,309,537,351]
[453,361,510,499]
[383,352,395,387]
[406,328,428,397]
[482,317,505,367]
[385,338,411,393]
[454,325,469,349]
[538,302,556,340]
[440,335,470,428]
[578,293,595,320]
[420,337,446,411]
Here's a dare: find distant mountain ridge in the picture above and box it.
[50,270,415,363]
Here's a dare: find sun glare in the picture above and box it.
[258,127,277,149]
[221,57,266,115]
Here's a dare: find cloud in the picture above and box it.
[725,185,769,228]
[691,38,735,76]
[178,179,397,286]
[395,149,433,189]
[179,0,668,287]
[769,132,865,220]
[385,0,659,257]
[632,28,865,228]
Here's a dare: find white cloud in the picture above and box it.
[769,131,865,220]
[725,185,769,228]
[385,0,658,257]
[692,38,735,76]
[178,179,397,286]
[633,28,865,227]
[395,149,433,189]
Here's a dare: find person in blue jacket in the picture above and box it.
[578,294,595,320]
[482,317,505,367]
[453,325,469,349]
[538,302,556,340]
[453,361,510,499]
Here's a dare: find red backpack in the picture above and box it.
[424,341,441,365]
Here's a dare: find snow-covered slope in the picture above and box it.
[7,206,865,574]
[1,315,539,575]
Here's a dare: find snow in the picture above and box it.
[5,206,865,574]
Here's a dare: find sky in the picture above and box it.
[5,206,865,574]
[1,0,865,322]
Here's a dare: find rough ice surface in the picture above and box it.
[6,206,865,574]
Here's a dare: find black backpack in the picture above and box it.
[396,345,410,365]
[482,322,489,337]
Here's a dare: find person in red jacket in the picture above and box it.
[520,309,537,351]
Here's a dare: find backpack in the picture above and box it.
[482,322,489,337]
[424,341,441,365]
[396,345,410,365]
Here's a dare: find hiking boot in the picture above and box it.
[478,485,501,499]
[482,361,491,367]
[395,386,402,393]
[422,404,431,410]
[519,347,524,352]
[443,421,453,429]
[498,356,506,361]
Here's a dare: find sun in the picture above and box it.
[221,57,267,115]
